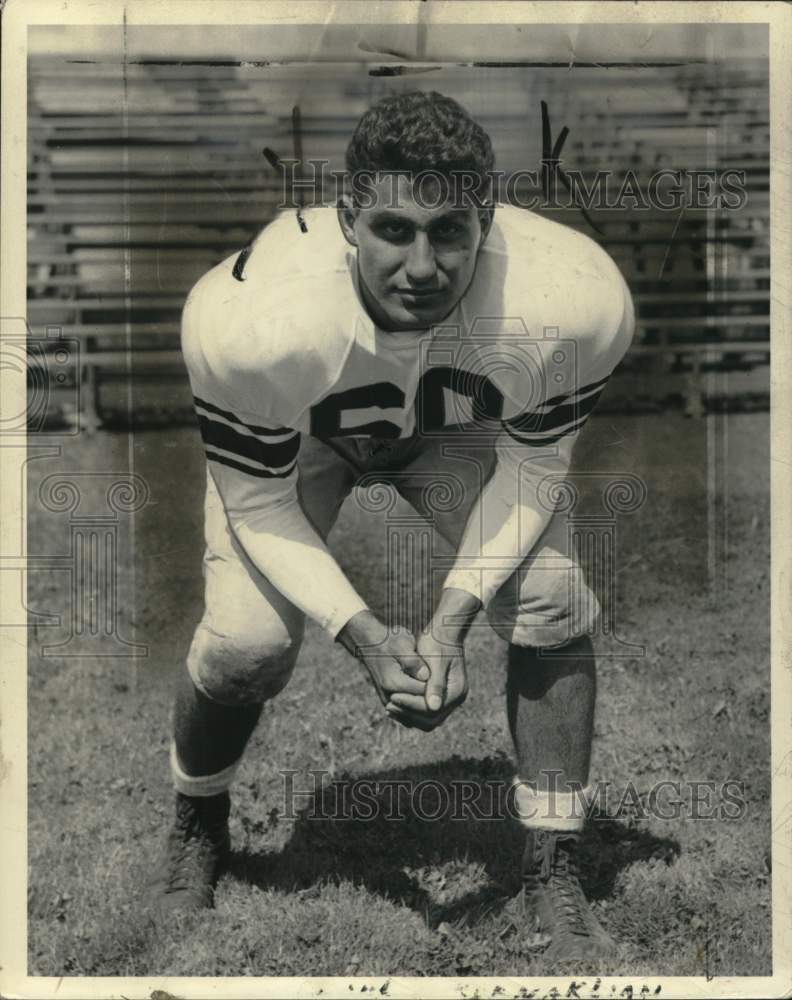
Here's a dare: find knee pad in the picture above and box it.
[486,558,600,650]
[186,615,303,706]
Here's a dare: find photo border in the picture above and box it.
[2,2,789,997]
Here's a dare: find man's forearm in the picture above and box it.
[443,435,574,608]
[336,609,388,656]
[443,501,554,607]
[432,588,482,643]
[229,505,368,638]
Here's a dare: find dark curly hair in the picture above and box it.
[345,91,495,206]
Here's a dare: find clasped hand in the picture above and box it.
[385,627,468,731]
[337,612,468,732]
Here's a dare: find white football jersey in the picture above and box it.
[181,204,634,634]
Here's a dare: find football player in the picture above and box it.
[151,91,634,962]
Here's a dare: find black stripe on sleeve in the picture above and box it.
[205,449,297,479]
[503,415,588,447]
[197,414,300,470]
[540,373,611,409]
[193,395,292,437]
[505,385,605,437]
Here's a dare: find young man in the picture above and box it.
[152,91,634,961]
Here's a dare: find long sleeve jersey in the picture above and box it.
[181,204,635,637]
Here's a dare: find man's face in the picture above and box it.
[339,174,492,332]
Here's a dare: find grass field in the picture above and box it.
[26,407,771,981]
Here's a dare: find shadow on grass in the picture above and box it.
[227,754,680,929]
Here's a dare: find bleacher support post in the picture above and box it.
[82,359,101,434]
[685,353,705,418]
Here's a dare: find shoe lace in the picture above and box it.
[535,832,590,937]
[164,839,203,894]
[163,798,225,895]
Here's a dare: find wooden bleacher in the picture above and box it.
[27,58,769,429]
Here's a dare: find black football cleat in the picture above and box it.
[148,791,231,918]
[519,829,615,962]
